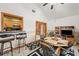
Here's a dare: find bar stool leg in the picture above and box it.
[23,38,26,50]
[10,41,13,56]
[0,43,4,56]
[18,39,21,53]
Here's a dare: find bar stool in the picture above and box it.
[16,33,27,53]
[0,35,14,56]
[22,33,27,49]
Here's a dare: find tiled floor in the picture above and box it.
[3,45,79,56]
[75,45,79,56]
[3,46,31,56]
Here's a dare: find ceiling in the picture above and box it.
[19,3,79,20]
[36,3,79,20]
[1,3,79,21]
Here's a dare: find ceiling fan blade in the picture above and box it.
[51,5,53,9]
[60,3,64,4]
[32,9,36,13]
[43,3,48,6]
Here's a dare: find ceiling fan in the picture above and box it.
[42,3,64,10]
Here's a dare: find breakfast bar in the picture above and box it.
[0,31,27,56]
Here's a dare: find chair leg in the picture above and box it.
[0,43,4,56]
[41,45,48,56]
[10,41,13,56]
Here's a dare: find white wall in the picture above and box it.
[48,15,79,32]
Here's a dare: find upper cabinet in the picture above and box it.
[1,12,23,31]
[36,21,47,36]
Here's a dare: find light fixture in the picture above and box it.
[42,3,64,10]
[32,9,36,13]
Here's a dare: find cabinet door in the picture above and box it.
[36,21,41,35]
[36,21,47,36]
[43,23,47,36]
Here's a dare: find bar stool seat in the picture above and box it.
[16,35,26,39]
[0,36,14,56]
[0,36,14,42]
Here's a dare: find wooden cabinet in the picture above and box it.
[1,12,23,31]
[55,26,75,36]
[36,21,47,36]
[55,26,75,45]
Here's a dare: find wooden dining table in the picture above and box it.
[44,37,68,47]
[40,37,69,56]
